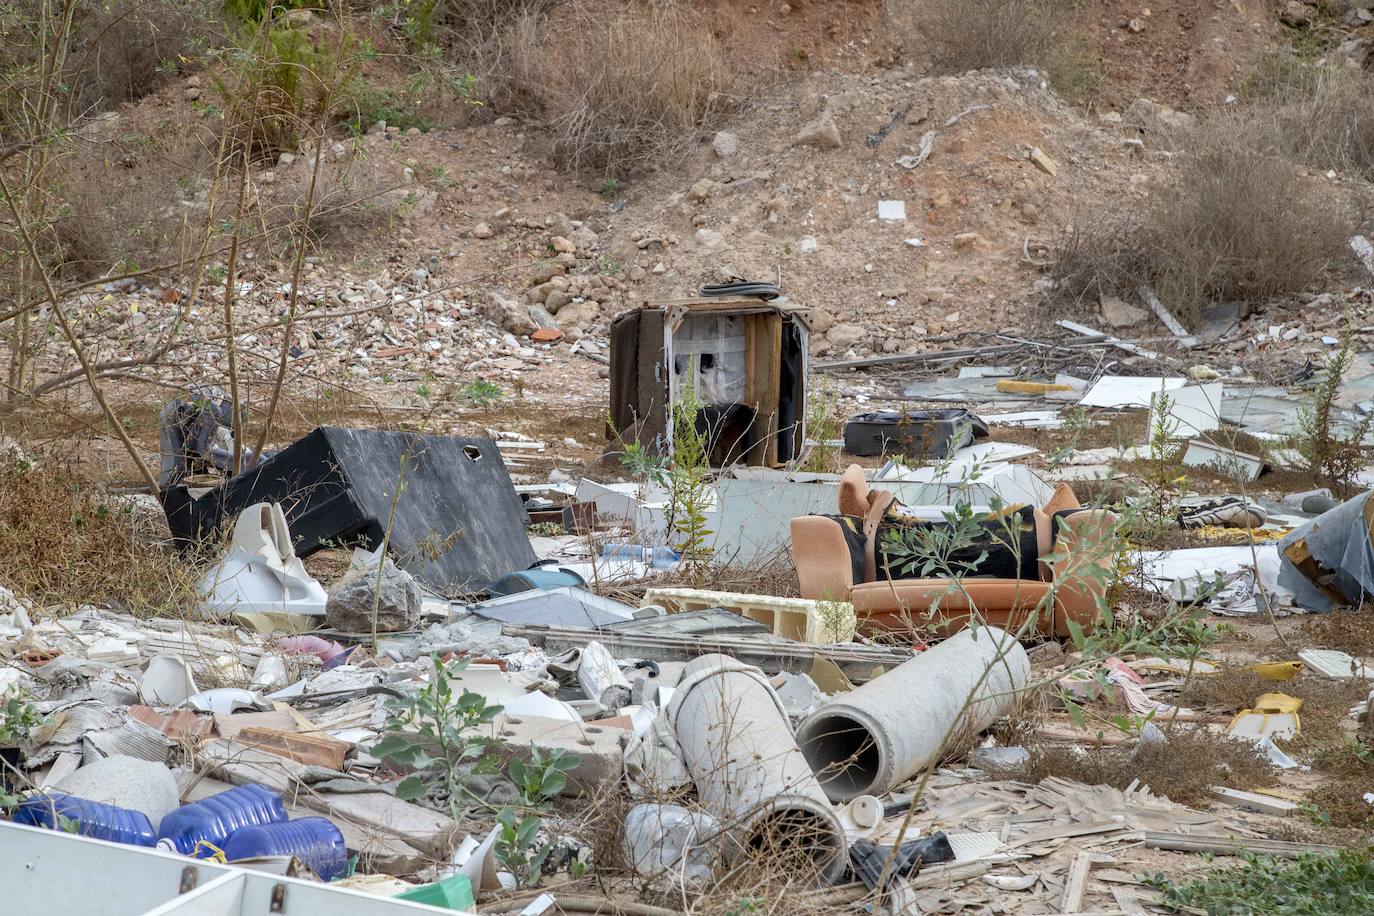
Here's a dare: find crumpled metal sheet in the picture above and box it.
[1277,490,1374,611]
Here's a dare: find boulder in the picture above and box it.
[1099,293,1148,328]
[712,131,739,158]
[325,556,421,633]
[826,324,867,350]
[794,110,842,150]
[555,299,602,334]
[694,228,724,249]
[1279,0,1314,26]
[489,291,535,336]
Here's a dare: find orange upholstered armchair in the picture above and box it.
[789,465,1118,640]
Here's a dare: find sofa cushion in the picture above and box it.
[873,505,1041,581]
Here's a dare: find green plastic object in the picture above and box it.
[395,875,476,911]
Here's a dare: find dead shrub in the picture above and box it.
[68,0,221,113]
[1244,54,1374,182]
[489,1,739,176]
[46,125,217,280]
[890,0,1059,74]
[0,457,201,616]
[998,726,1276,806]
[1053,139,1359,319]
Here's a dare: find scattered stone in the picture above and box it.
[712,131,739,158]
[794,110,842,150]
[531,327,564,343]
[1028,147,1058,176]
[325,556,422,633]
[1125,97,1196,134]
[556,299,601,334]
[1279,0,1314,26]
[689,179,715,202]
[490,291,536,336]
[549,213,575,239]
[545,290,572,313]
[826,324,867,350]
[695,228,724,249]
[1099,294,1148,328]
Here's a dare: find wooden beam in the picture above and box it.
[500,623,911,682]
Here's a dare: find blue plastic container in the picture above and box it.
[13,793,156,846]
[157,783,289,856]
[222,817,348,880]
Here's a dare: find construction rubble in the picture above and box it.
[6,285,1374,916]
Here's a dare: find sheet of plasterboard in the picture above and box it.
[711,473,844,565]
[1079,376,1186,409]
[1149,383,1224,438]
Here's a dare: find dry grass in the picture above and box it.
[0,457,201,616]
[997,726,1277,806]
[1244,54,1374,182]
[1053,137,1360,319]
[490,1,740,176]
[1179,668,1367,754]
[1301,609,1374,659]
[890,0,1060,75]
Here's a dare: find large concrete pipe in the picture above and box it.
[666,654,846,882]
[796,626,1029,802]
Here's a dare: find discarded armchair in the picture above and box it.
[789,465,1118,640]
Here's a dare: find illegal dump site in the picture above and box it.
[8,1,1374,913]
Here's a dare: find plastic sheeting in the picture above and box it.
[1277,491,1374,611]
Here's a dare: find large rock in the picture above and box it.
[1279,0,1314,26]
[489,291,535,336]
[57,755,180,824]
[1124,98,1195,135]
[794,110,842,150]
[712,131,739,158]
[1099,293,1149,328]
[826,324,867,350]
[326,556,421,633]
[555,299,602,334]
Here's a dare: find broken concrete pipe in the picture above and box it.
[666,654,846,883]
[796,626,1030,802]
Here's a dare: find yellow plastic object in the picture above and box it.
[1227,692,1302,741]
[994,380,1073,394]
[1250,661,1302,681]
[1254,693,1303,713]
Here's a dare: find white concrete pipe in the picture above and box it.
[666,654,846,882]
[796,626,1030,802]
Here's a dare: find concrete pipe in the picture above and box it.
[666,654,846,883]
[796,626,1029,802]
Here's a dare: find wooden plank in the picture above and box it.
[1141,831,1339,857]
[1061,852,1093,913]
[1138,286,1193,344]
[1010,820,1124,847]
[237,726,352,769]
[1056,319,1161,360]
[1208,786,1299,817]
[763,312,782,466]
[214,710,301,741]
[501,623,912,682]
[1111,887,1148,916]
